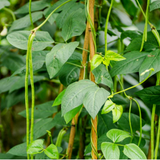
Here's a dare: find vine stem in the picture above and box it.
[129,99,133,142]
[3,7,16,21]
[33,0,72,32]
[29,0,34,28]
[25,34,32,160]
[67,22,89,159]
[104,0,114,55]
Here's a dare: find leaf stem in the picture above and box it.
[32,0,72,32]
[3,7,16,21]
[105,0,114,55]
[66,62,83,68]
[129,100,133,142]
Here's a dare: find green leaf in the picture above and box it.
[121,30,142,40]
[7,143,27,156]
[139,49,160,82]
[121,0,138,17]
[92,64,113,89]
[56,1,84,28]
[44,144,59,159]
[150,1,160,11]
[107,129,131,143]
[112,104,123,123]
[101,100,115,114]
[136,85,160,105]
[0,76,19,94]
[9,75,45,93]
[27,139,44,154]
[12,51,47,76]
[105,50,126,61]
[64,105,82,124]
[7,31,54,51]
[19,101,57,119]
[101,142,120,159]
[52,89,66,107]
[61,8,86,41]
[117,113,145,133]
[46,42,79,79]
[58,63,80,86]
[0,0,10,10]
[83,86,110,119]
[110,51,148,77]
[91,54,104,71]
[123,143,147,159]
[9,12,43,32]
[15,1,50,14]
[61,79,96,116]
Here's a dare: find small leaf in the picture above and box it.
[101,142,120,159]
[90,54,103,71]
[150,1,160,11]
[64,105,82,124]
[105,50,126,61]
[123,143,147,159]
[112,105,123,123]
[52,89,66,107]
[101,100,115,114]
[27,139,44,155]
[46,42,79,79]
[107,129,131,143]
[0,0,10,10]
[44,144,59,159]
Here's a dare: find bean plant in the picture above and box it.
[1,0,160,159]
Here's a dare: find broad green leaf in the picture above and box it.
[110,51,148,77]
[7,143,27,156]
[150,1,160,11]
[61,8,86,41]
[118,113,145,133]
[64,105,82,124]
[45,13,59,25]
[9,75,45,93]
[121,0,138,17]
[58,63,80,86]
[107,129,131,143]
[92,64,113,89]
[121,30,142,40]
[83,86,110,119]
[7,31,54,51]
[46,42,79,79]
[112,105,123,123]
[98,113,117,137]
[105,50,126,61]
[101,100,115,114]
[101,142,120,159]
[139,49,160,82]
[44,144,59,159]
[91,54,104,71]
[12,51,47,76]
[0,153,14,159]
[15,1,50,14]
[0,76,19,94]
[27,139,44,154]
[136,85,160,105]
[123,143,147,159]
[19,101,57,119]
[111,94,129,105]
[33,113,65,139]
[0,0,10,10]
[56,1,84,28]
[52,89,66,107]
[9,12,43,32]
[61,79,96,116]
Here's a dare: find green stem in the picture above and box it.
[66,62,83,68]
[129,99,133,142]
[108,68,154,98]
[133,99,142,146]
[3,7,16,21]
[29,33,36,145]
[104,0,114,55]
[29,0,34,28]
[113,76,117,92]
[56,128,67,147]
[25,34,32,159]
[33,0,71,32]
